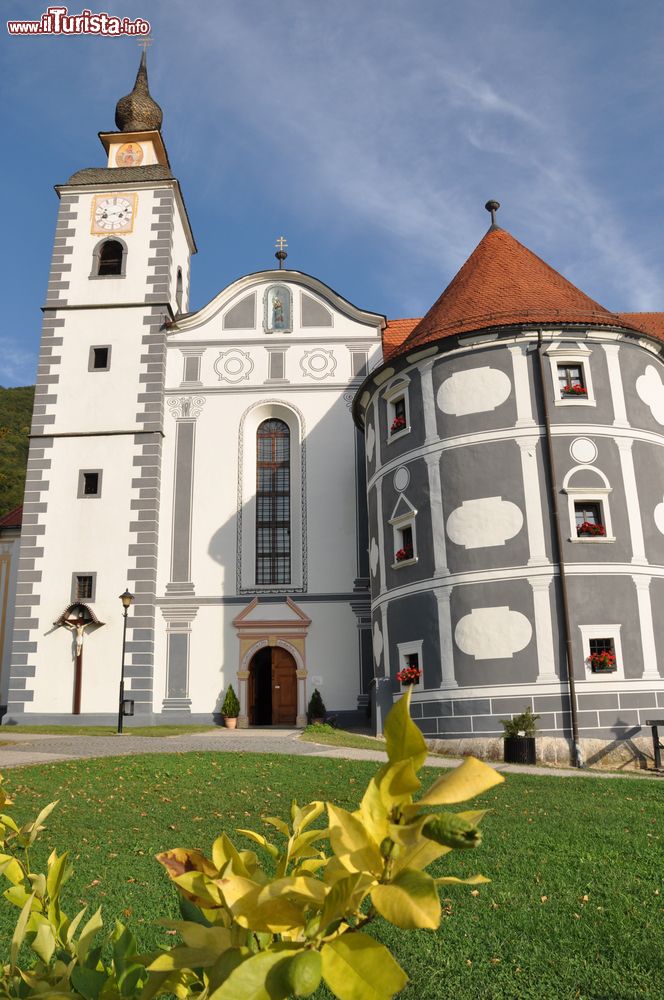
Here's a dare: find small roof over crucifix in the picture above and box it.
[274,236,288,269]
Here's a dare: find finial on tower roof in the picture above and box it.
[115,46,163,133]
[275,236,288,269]
[485,200,501,229]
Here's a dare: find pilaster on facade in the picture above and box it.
[601,343,629,428]
[375,481,387,595]
[380,603,390,679]
[516,436,548,566]
[161,605,198,712]
[508,344,536,427]
[528,575,558,682]
[424,452,449,577]
[420,359,439,445]
[372,395,382,471]
[435,587,457,688]
[633,576,660,681]
[166,395,205,595]
[615,437,647,564]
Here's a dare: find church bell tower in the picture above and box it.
[6,53,196,722]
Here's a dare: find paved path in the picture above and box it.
[0,728,661,779]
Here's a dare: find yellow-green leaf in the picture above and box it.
[292,801,324,835]
[31,918,56,963]
[388,817,451,875]
[262,816,290,837]
[148,944,229,971]
[11,892,34,968]
[77,906,103,963]
[417,757,504,807]
[321,932,408,1000]
[207,949,292,1000]
[384,690,428,771]
[47,850,72,900]
[0,853,24,885]
[318,873,373,933]
[327,805,382,875]
[371,868,440,929]
[236,829,280,860]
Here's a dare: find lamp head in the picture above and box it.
[119,589,135,609]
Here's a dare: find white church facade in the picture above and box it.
[6,55,664,766]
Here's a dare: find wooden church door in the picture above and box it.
[271,647,297,724]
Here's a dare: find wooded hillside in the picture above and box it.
[0,386,35,517]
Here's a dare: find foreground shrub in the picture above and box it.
[0,690,504,998]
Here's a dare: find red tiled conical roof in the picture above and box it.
[399,226,644,356]
[0,505,22,528]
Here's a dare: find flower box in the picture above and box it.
[397,666,421,686]
[395,546,414,562]
[561,384,587,397]
[587,651,617,673]
[577,521,606,537]
[390,415,407,434]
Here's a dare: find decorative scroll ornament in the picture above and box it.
[343,392,354,409]
[300,348,337,380]
[214,349,254,384]
[168,396,206,419]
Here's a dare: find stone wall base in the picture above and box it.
[425,734,658,772]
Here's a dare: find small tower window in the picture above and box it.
[176,267,183,313]
[92,238,127,278]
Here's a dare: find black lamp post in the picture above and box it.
[117,588,135,733]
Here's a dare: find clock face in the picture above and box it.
[91,194,136,234]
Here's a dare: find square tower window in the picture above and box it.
[587,637,617,673]
[71,573,96,602]
[89,346,111,371]
[78,470,102,498]
[396,640,424,687]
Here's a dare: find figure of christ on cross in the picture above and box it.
[62,616,94,714]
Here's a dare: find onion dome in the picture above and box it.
[115,51,163,132]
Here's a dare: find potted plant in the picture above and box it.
[307,688,326,725]
[395,545,414,563]
[500,707,540,764]
[221,684,240,729]
[577,521,606,537]
[561,383,587,396]
[588,650,617,673]
[390,415,407,434]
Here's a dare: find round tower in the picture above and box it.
[354,207,664,768]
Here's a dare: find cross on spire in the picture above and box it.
[275,236,288,269]
[138,35,153,54]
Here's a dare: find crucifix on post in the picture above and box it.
[54,603,104,715]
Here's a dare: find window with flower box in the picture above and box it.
[545,343,595,407]
[396,641,423,687]
[578,624,624,680]
[557,364,587,399]
[564,480,615,543]
[587,638,617,673]
[383,377,411,442]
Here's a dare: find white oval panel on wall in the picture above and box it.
[446,496,523,549]
[366,422,376,462]
[372,620,384,666]
[437,367,511,417]
[455,606,532,660]
[654,500,664,536]
[636,366,664,425]
[393,466,410,492]
[369,537,380,577]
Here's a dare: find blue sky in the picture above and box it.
[2,0,664,386]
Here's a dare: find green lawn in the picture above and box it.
[1,752,662,999]
[299,722,388,751]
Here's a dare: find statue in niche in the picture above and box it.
[265,286,290,332]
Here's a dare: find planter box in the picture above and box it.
[503,735,536,765]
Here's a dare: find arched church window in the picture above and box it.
[256,418,290,584]
[96,239,125,276]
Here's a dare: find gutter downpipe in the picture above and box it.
[536,330,583,768]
